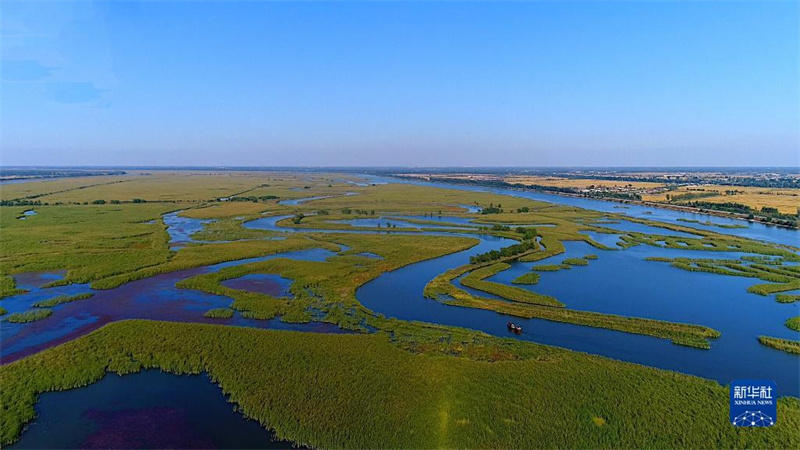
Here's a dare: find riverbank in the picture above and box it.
[392,175,798,231]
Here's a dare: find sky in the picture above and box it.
[1,0,798,167]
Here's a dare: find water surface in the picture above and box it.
[11,370,300,449]
[356,237,800,395]
[0,248,344,363]
[368,175,799,247]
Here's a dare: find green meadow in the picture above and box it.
[2,320,798,448]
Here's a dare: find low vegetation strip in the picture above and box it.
[425,264,720,349]
[4,309,52,323]
[676,218,747,229]
[32,292,94,308]
[759,336,800,355]
[748,280,800,296]
[204,308,234,319]
[786,317,800,332]
[512,273,540,285]
[0,275,25,299]
[460,263,563,307]
[562,258,589,266]
[777,294,800,304]
[440,292,720,349]
[177,269,290,322]
[90,237,338,290]
[1,320,798,449]
[468,240,538,264]
[519,235,565,262]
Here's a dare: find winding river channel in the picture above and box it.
[369,175,799,247]
[3,176,799,447]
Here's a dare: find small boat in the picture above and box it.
[507,322,522,334]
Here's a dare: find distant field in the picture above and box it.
[505,175,665,190]
[643,185,800,214]
[0,175,135,201]
[0,171,368,204]
[402,173,799,215]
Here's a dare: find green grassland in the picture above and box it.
[2,320,798,448]
[0,175,135,202]
[1,171,348,204]
[0,203,175,296]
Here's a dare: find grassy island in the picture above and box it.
[759,336,800,355]
[32,292,94,308]
[5,308,52,323]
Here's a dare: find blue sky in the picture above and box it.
[1,1,798,167]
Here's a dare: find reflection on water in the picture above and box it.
[17,210,37,220]
[12,370,302,449]
[163,212,213,249]
[222,273,294,297]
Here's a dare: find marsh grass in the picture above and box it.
[32,293,94,308]
[0,275,25,299]
[512,273,541,285]
[777,294,800,304]
[562,258,589,266]
[425,260,719,348]
[460,263,562,307]
[759,336,800,355]
[5,308,52,323]
[646,256,800,302]
[2,321,797,449]
[204,308,234,319]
